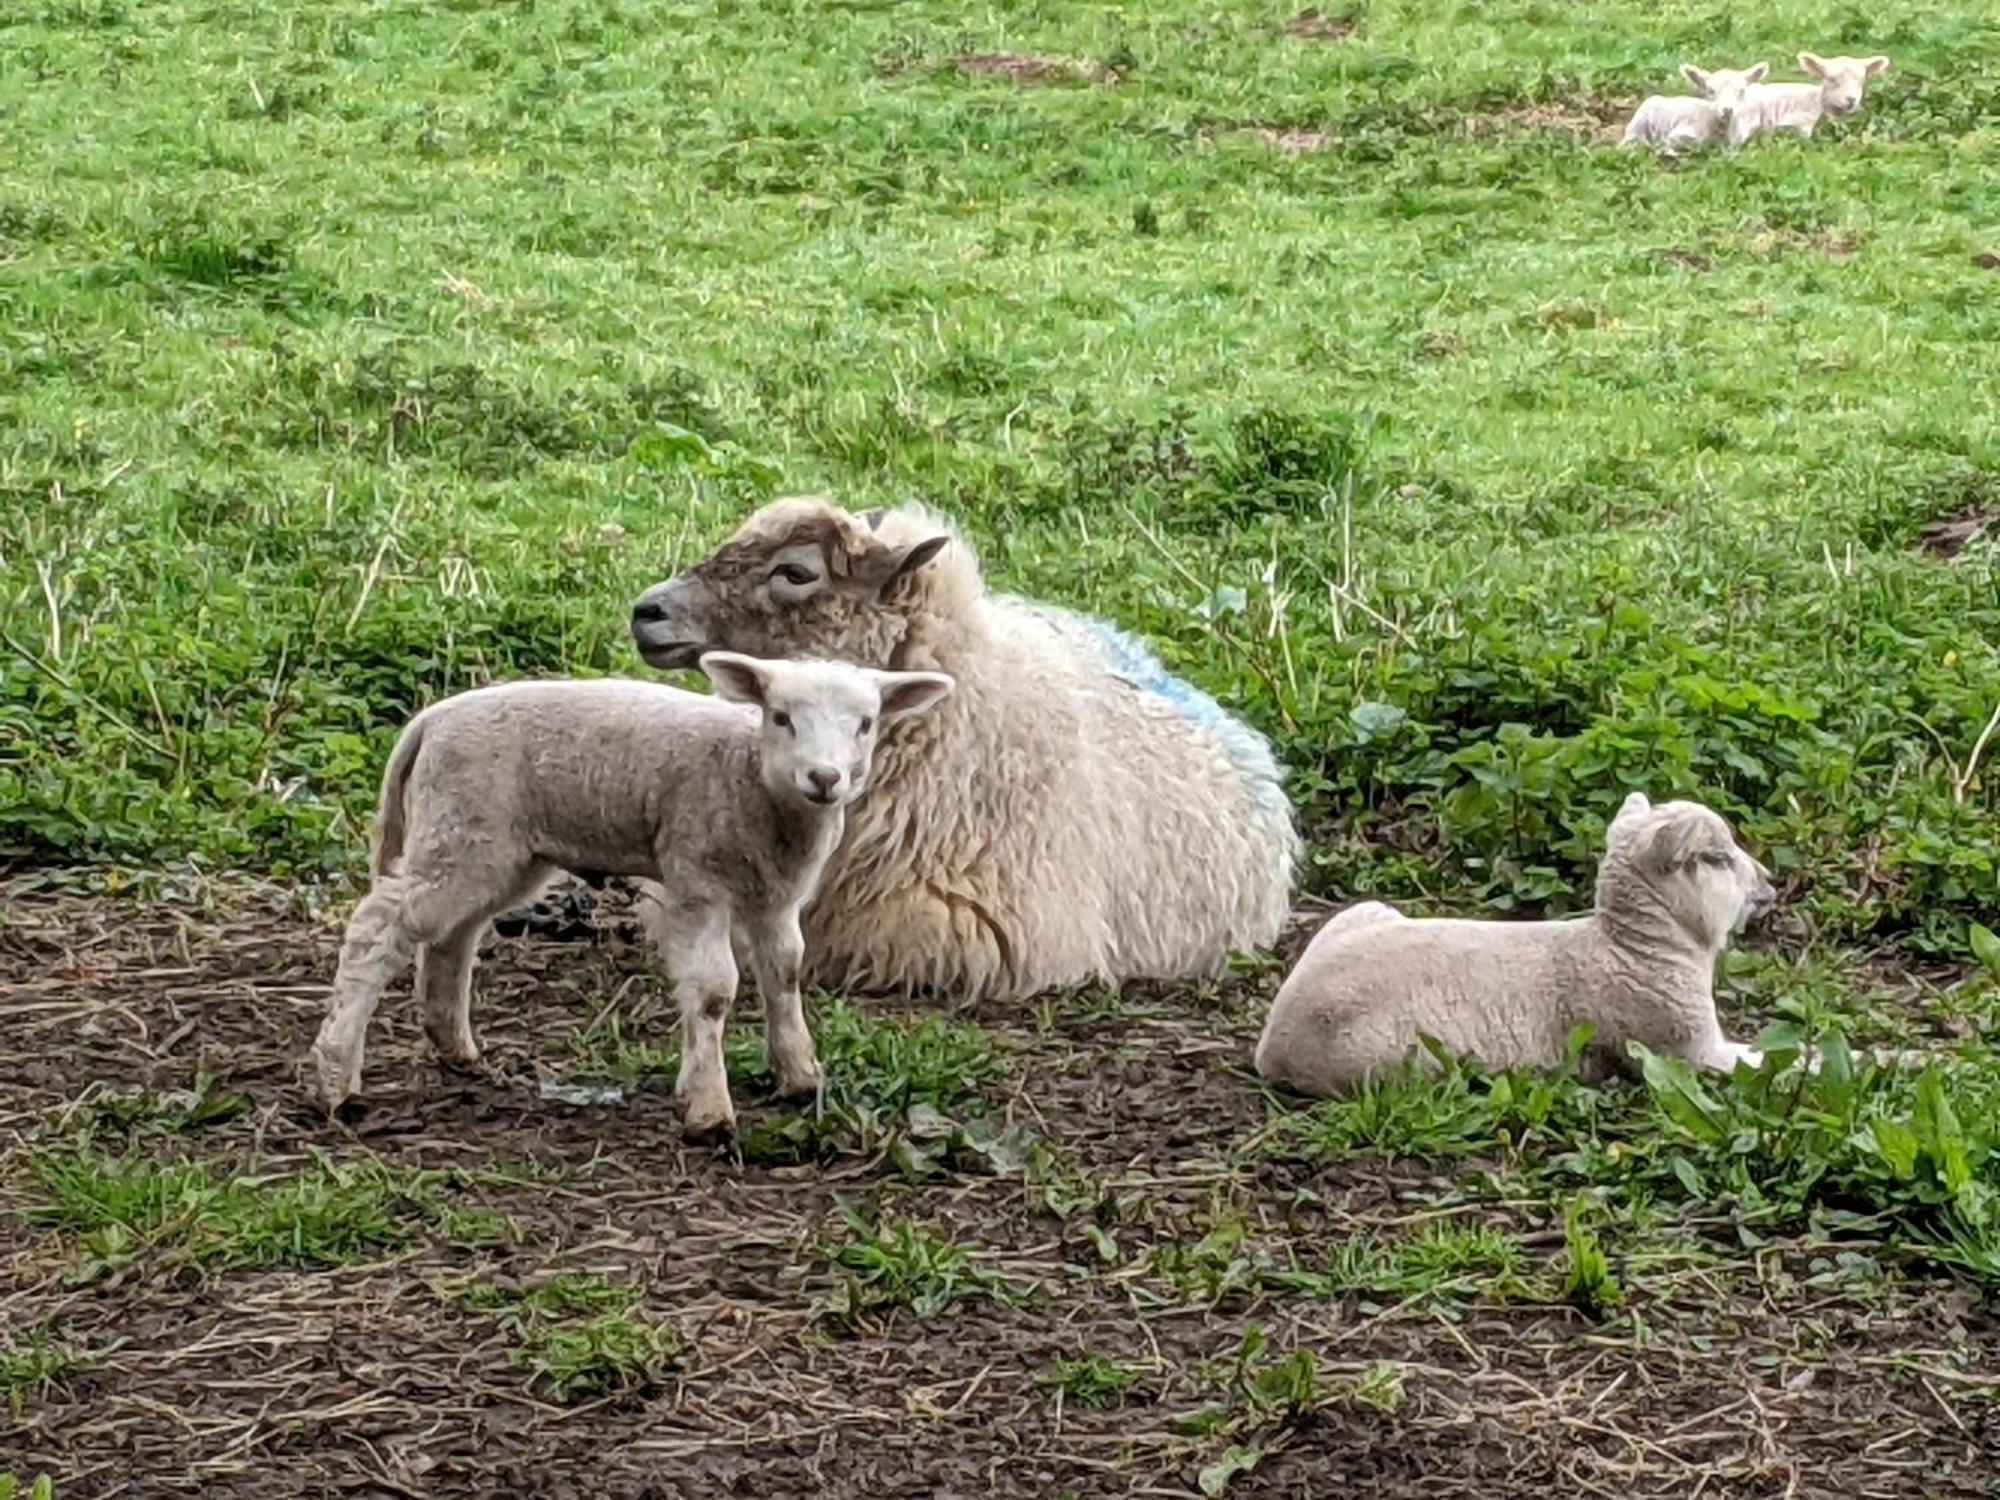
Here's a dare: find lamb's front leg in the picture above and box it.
[745,910,822,1101]
[654,900,740,1140]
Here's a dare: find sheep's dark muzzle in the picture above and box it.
[631,578,712,668]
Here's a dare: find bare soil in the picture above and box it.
[952,53,1120,87]
[1282,12,1355,42]
[3,885,1995,1497]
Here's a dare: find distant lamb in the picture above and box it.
[630,497,1298,1002]
[1729,53,1889,146]
[1255,793,1777,1094]
[1622,63,1768,153]
[311,654,953,1137]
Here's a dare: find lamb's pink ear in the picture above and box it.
[1680,63,1709,92]
[699,651,774,707]
[1746,62,1769,83]
[1864,55,1889,76]
[874,670,954,723]
[1799,52,1828,79]
[876,535,950,598]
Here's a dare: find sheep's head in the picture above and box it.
[1800,52,1888,116]
[1679,61,1768,121]
[699,652,954,809]
[1598,792,1777,950]
[632,497,962,671]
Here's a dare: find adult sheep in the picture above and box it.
[630,497,1298,1001]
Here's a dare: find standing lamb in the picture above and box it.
[629,497,1298,1002]
[1621,62,1768,153]
[1728,53,1889,146]
[310,653,954,1137]
[1255,793,1777,1094]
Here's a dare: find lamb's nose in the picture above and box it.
[632,598,666,625]
[807,769,840,795]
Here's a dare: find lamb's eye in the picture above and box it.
[772,711,792,730]
[1700,849,1732,868]
[858,716,874,734]
[770,564,818,586]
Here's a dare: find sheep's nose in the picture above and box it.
[632,598,667,625]
[807,769,840,795]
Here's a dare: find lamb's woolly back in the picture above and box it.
[632,496,1299,1000]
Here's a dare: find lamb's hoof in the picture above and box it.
[313,1049,360,1115]
[682,1105,738,1145]
[426,1030,481,1070]
[773,1066,824,1102]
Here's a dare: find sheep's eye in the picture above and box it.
[770,564,818,587]
[772,711,791,730]
[858,716,874,734]
[1699,849,1732,868]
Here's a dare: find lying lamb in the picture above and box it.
[1728,53,1889,146]
[310,653,953,1137]
[630,497,1298,1002]
[1255,793,1777,1094]
[1622,63,1767,153]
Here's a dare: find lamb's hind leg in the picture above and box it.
[314,877,423,1110]
[419,862,551,1067]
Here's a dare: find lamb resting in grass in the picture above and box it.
[1728,53,1889,146]
[1621,63,1767,153]
[630,497,1298,1002]
[310,653,953,1137]
[1255,793,1777,1095]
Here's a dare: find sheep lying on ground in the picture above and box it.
[1255,793,1777,1094]
[630,497,1298,1002]
[1622,62,1768,153]
[1729,53,1889,146]
[311,653,954,1136]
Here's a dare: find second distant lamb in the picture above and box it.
[310,654,953,1137]
[1622,63,1768,153]
[1729,53,1889,146]
[1255,793,1778,1094]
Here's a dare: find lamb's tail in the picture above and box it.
[371,715,426,878]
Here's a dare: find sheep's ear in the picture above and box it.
[1609,791,1652,832]
[864,508,887,532]
[1746,61,1769,83]
[1863,55,1889,76]
[874,670,954,722]
[1680,63,1708,91]
[1799,52,1828,78]
[876,535,950,598]
[699,651,774,707]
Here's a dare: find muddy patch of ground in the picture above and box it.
[1461,100,1630,144]
[2,886,1995,1497]
[953,52,1122,87]
[1916,510,1995,558]
[1283,11,1356,41]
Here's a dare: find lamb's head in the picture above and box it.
[1680,61,1769,122]
[1799,52,1888,117]
[1597,792,1777,951]
[699,652,953,809]
[633,497,966,672]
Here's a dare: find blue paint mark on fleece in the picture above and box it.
[1030,602,1289,822]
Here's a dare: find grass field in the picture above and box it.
[3,1,1999,1495]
